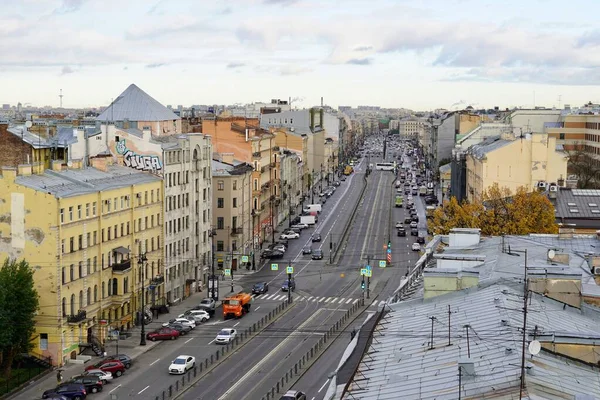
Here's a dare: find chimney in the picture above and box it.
[142,126,151,139]
[529,267,582,308]
[448,228,481,247]
[221,153,234,164]
[51,160,64,172]
[1,166,17,182]
[17,164,32,176]
[90,157,108,172]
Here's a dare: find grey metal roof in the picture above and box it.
[468,135,512,159]
[97,84,180,122]
[7,126,68,149]
[554,188,600,220]
[347,282,600,400]
[15,164,161,198]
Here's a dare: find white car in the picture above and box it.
[280,232,300,240]
[215,328,237,344]
[179,309,210,323]
[410,221,418,228]
[395,221,403,228]
[292,223,308,230]
[163,317,196,329]
[84,369,113,384]
[169,355,195,374]
[412,243,421,251]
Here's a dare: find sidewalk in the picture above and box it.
[11,279,243,400]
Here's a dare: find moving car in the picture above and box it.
[252,282,269,294]
[281,279,296,291]
[412,243,421,251]
[169,355,196,375]
[196,298,216,312]
[146,327,180,341]
[416,236,425,244]
[395,221,403,228]
[162,317,196,330]
[410,221,418,229]
[397,228,406,237]
[312,233,322,242]
[404,217,412,224]
[280,231,300,240]
[302,246,312,255]
[102,354,132,369]
[279,390,307,400]
[215,328,237,344]
[411,228,419,236]
[85,359,125,377]
[180,309,211,323]
[42,383,87,400]
[311,249,324,260]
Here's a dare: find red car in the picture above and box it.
[85,359,125,377]
[147,327,180,341]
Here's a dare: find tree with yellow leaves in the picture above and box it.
[430,184,558,235]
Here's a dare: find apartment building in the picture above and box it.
[0,158,163,366]
[466,133,567,202]
[275,149,303,224]
[398,118,428,139]
[211,156,254,272]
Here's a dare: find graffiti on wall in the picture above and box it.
[116,140,162,172]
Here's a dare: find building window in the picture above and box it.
[87,287,91,306]
[233,198,237,208]
[217,217,224,230]
[68,206,73,221]
[217,180,224,190]
[93,285,98,302]
[102,282,105,298]
[70,237,74,252]
[254,179,258,191]
[92,202,97,216]
[77,205,82,219]
[60,208,64,223]
[70,293,75,315]
[70,264,74,281]
[62,298,66,316]
[217,198,224,208]
[61,267,66,284]
[233,180,237,190]
[61,239,65,254]
[559,133,565,140]
[40,333,48,350]
[78,234,83,250]
[217,241,224,251]
[78,262,83,278]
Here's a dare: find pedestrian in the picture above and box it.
[56,369,63,385]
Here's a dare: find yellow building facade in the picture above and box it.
[0,159,163,366]
[466,133,568,202]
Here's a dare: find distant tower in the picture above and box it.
[59,89,63,108]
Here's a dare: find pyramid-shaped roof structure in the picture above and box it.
[97,84,179,122]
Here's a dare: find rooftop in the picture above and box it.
[553,188,600,227]
[97,84,180,122]
[468,135,512,159]
[14,164,161,198]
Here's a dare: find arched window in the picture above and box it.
[107,279,112,296]
[93,285,98,303]
[62,297,66,316]
[69,264,74,281]
[86,288,91,306]
[123,277,129,294]
[70,293,75,315]
[112,278,118,295]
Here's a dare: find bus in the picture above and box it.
[395,195,403,208]
[375,162,394,171]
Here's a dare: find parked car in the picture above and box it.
[180,309,211,323]
[252,282,269,294]
[81,369,112,384]
[42,383,87,400]
[397,228,406,237]
[85,359,125,377]
[46,396,69,400]
[312,233,322,242]
[146,327,180,341]
[67,375,103,394]
[215,328,237,344]
[411,228,419,236]
[292,223,308,230]
[412,243,421,251]
[167,323,192,335]
[162,317,196,329]
[102,354,132,369]
[279,390,307,400]
[302,246,312,255]
[312,249,324,260]
[197,298,216,312]
[281,279,296,292]
[169,355,196,374]
[280,231,300,240]
[410,221,418,229]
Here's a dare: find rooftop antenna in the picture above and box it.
[59,89,63,108]
[428,316,437,350]
[557,94,562,109]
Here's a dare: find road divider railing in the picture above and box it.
[259,298,365,400]
[151,299,295,400]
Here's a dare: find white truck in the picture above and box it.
[300,215,316,225]
[306,204,322,213]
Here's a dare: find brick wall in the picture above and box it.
[0,124,33,168]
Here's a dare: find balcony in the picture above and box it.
[151,275,165,285]
[67,310,87,324]
[111,259,131,273]
[230,227,243,236]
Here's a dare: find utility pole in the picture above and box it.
[329,234,333,264]
[287,261,293,303]
[429,316,436,350]
[138,253,147,346]
[519,249,529,400]
[209,228,218,300]
[251,211,256,270]
[366,255,371,299]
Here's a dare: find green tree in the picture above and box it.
[430,197,483,235]
[0,259,39,378]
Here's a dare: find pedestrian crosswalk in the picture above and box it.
[251,293,388,308]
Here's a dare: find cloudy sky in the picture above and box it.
[1,0,600,110]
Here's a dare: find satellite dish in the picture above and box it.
[547,249,556,260]
[528,340,541,355]
[25,121,32,128]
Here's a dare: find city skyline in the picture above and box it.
[1,0,600,110]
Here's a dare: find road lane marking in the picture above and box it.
[109,384,121,393]
[255,306,261,311]
[149,359,160,366]
[318,379,330,392]
[138,386,150,395]
[185,337,194,344]
[208,339,215,344]
[353,299,359,304]
[233,322,240,327]
[217,309,324,400]
[311,298,317,302]
[325,297,332,303]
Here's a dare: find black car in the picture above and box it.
[42,383,87,400]
[312,234,322,242]
[425,196,439,205]
[397,228,406,237]
[168,323,192,335]
[404,217,412,224]
[416,236,425,244]
[412,215,419,223]
[68,375,103,394]
[252,282,269,294]
[104,354,132,369]
[312,249,324,260]
[302,246,312,255]
[411,228,419,236]
[281,279,296,291]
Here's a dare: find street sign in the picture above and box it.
[366,265,371,270]
[379,260,386,268]
[360,268,367,276]
[271,263,279,271]
[241,255,249,263]
[286,266,294,274]
[365,269,372,277]
[224,269,231,276]
[387,248,392,254]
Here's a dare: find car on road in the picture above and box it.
[312,249,324,260]
[410,221,418,228]
[42,383,87,400]
[404,217,412,224]
[281,279,296,291]
[146,327,180,341]
[67,375,103,394]
[279,390,307,400]
[163,317,196,329]
[252,282,269,294]
[397,228,406,237]
[280,231,300,240]
[312,233,322,242]
[180,309,211,323]
[395,221,403,228]
[302,246,312,255]
[102,354,133,369]
[169,355,196,375]
[81,369,112,384]
[292,223,308,230]
[411,228,419,236]
[167,322,193,335]
[333,181,341,186]
[416,236,425,244]
[262,249,285,259]
[412,215,419,223]
[85,359,125,377]
[412,243,421,251]
[215,328,237,344]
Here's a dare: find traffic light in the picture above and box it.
[361,279,365,290]
[387,240,392,253]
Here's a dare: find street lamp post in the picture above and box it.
[251,210,256,271]
[208,228,218,301]
[138,253,147,346]
[311,169,315,204]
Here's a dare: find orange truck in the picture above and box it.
[222,292,252,319]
